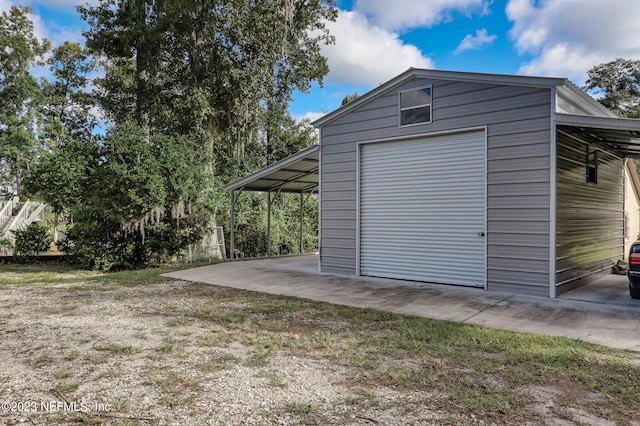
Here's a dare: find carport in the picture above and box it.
[553,113,640,296]
[555,113,640,157]
[225,145,319,260]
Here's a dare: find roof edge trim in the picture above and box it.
[555,113,640,131]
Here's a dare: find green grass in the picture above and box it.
[0,263,101,285]
[224,291,640,423]
[55,382,80,394]
[94,343,141,355]
[262,372,287,387]
[144,364,196,404]
[156,337,188,355]
[166,316,190,327]
[197,353,240,372]
[55,368,74,379]
[0,260,222,286]
[284,401,316,414]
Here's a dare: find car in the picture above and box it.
[627,240,640,299]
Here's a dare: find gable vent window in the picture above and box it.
[399,86,432,126]
[586,146,598,184]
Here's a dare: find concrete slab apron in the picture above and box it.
[163,256,640,352]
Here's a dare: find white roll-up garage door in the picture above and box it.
[359,130,486,287]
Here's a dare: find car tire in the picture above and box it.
[630,282,640,299]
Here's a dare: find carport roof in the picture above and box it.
[225,145,319,193]
[556,113,640,158]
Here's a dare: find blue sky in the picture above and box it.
[3,0,640,122]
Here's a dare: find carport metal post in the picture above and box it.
[229,189,245,260]
[266,187,284,257]
[267,191,271,257]
[299,192,304,253]
[230,190,236,260]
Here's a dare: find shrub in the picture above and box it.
[59,205,208,271]
[0,236,12,255]
[12,222,52,257]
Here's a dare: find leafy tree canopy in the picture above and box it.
[584,58,640,118]
[19,1,331,267]
[341,91,360,106]
[79,0,337,142]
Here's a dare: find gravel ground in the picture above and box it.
[0,275,632,425]
[0,279,459,425]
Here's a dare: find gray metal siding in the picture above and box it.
[555,128,624,293]
[320,77,552,296]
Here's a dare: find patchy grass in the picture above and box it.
[1,263,639,425]
[166,316,190,327]
[284,401,316,414]
[94,343,142,355]
[197,353,240,372]
[0,260,221,286]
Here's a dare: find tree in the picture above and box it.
[37,123,214,269]
[584,58,640,118]
[42,42,97,144]
[22,42,96,241]
[72,0,335,264]
[263,104,317,165]
[78,0,336,147]
[341,91,360,106]
[22,140,93,242]
[0,6,50,197]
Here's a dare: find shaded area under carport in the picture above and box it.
[225,145,319,260]
[164,255,640,352]
[559,272,636,307]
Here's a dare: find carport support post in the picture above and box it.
[299,192,304,253]
[267,190,271,257]
[230,190,235,260]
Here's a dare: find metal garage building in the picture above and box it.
[312,68,640,298]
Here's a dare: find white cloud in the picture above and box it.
[38,0,98,6]
[19,0,101,10]
[353,0,490,31]
[0,0,12,12]
[0,0,83,46]
[294,111,326,123]
[517,44,603,80]
[506,0,640,82]
[46,21,86,46]
[321,11,434,86]
[454,28,497,55]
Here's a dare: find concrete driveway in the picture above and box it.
[163,255,640,352]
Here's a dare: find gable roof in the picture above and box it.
[313,68,570,128]
[312,67,611,128]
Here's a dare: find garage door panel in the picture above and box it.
[359,131,486,287]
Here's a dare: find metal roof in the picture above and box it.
[225,145,319,193]
[555,113,640,158]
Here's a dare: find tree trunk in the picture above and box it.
[135,0,150,130]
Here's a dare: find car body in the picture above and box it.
[627,240,640,299]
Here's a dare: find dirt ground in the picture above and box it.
[0,271,637,425]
